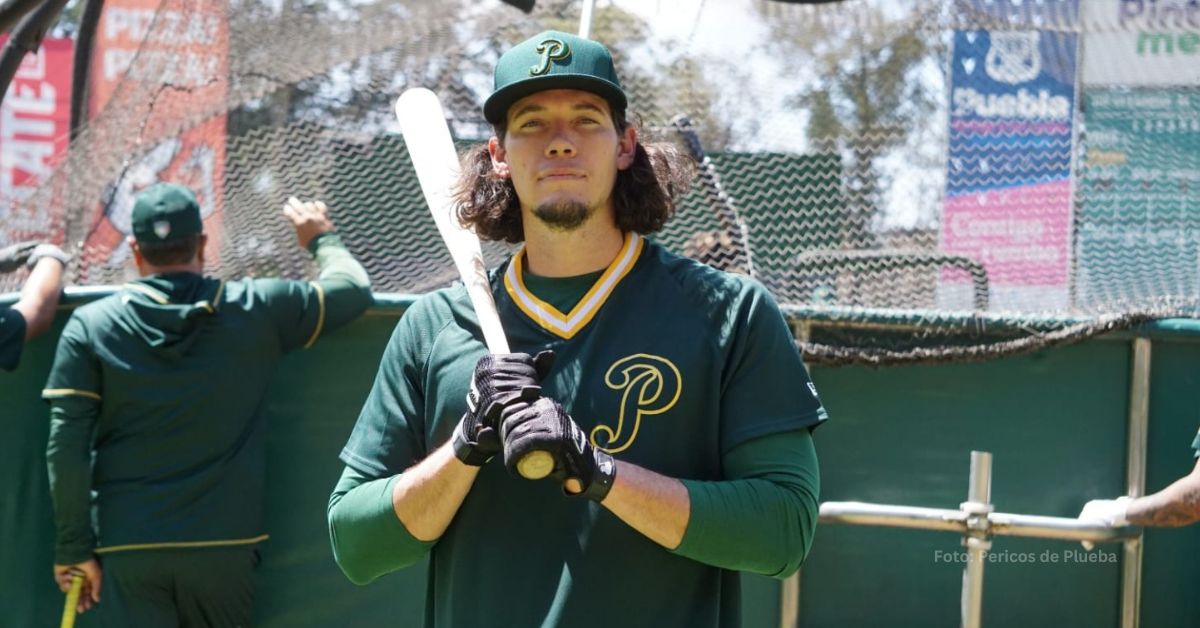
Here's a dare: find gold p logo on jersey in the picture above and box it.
[591,354,681,454]
[530,38,570,76]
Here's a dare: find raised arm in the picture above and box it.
[282,197,371,335]
[11,244,68,340]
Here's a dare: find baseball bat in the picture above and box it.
[59,572,83,628]
[394,88,555,481]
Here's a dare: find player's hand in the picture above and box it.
[500,397,616,502]
[0,241,38,273]
[53,558,102,613]
[282,197,334,249]
[452,351,554,466]
[27,243,70,269]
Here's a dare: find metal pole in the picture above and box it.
[1122,338,1151,628]
[579,0,595,38]
[779,571,799,628]
[961,451,993,628]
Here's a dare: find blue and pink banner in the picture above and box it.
[940,27,1079,311]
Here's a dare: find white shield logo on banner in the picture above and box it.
[985,32,1041,84]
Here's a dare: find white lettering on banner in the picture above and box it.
[6,83,57,116]
[104,9,220,46]
[105,8,155,42]
[104,48,219,87]
[952,87,1071,120]
[950,214,1047,239]
[0,81,58,201]
[103,48,136,81]
[1119,0,1200,29]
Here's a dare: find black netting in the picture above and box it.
[1,0,1197,365]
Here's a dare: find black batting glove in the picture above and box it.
[0,241,38,273]
[452,351,554,466]
[500,397,617,502]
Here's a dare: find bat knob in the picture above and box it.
[517,450,555,480]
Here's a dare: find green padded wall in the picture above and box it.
[3,293,1198,627]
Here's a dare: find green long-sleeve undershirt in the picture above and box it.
[327,428,819,585]
[308,232,373,331]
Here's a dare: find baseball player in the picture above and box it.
[0,241,69,371]
[1079,429,1200,528]
[328,31,827,627]
[44,183,372,624]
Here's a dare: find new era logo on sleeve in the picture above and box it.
[807,381,820,398]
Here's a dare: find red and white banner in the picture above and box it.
[0,37,73,240]
[84,0,229,267]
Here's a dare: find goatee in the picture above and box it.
[533,200,592,231]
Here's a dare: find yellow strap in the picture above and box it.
[303,282,326,349]
[95,534,269,554]
[60,573,83,628]
[42,388,101,401]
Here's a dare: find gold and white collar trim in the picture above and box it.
[504,232,644,339]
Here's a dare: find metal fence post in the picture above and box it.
[1122,338,1151,628]
[961,451,993,628]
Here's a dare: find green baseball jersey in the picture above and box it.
[0,307,25,371]
[45,235,371,561]
[340,233,826,628]
[1192,427,1199,458]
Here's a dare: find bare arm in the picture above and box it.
[390,441,481,541]
[13,255,65,340]
[1126,459,1200,527]
[597,461,689,550]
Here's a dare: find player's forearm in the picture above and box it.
[390,442,481,541]
[45,404,97,564]
[1126,468,1200,527]
[328,467,434,584]
[13,257,64,339]
[309,232,372,332]
[600,461,691,550]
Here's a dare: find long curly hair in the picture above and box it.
[452,112,694,244]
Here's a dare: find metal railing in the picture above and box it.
[779,338,1154,628]
[813,451,1140,628]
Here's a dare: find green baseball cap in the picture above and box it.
[483,30,627,125]
[130,183,204,243]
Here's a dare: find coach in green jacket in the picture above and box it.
[45,183,372,625]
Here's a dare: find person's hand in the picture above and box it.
[27,243,70,269]
[452,351,553,466]
[53,558,102,614]
[0,241,38,273]
[282,197,334,249]
[500,396,616,502]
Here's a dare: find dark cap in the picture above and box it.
[483,30,627,125]
[130,183,203,243]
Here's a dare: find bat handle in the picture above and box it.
[516,450,555,480]
[60,572,84,628]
